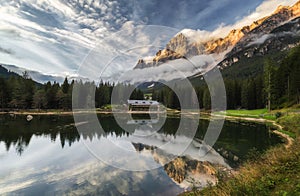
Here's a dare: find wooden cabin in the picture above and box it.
[127,100,159,111]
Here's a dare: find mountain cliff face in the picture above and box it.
[228,2,300,55]
[134,49,185,69]
[134,1,300,71]
[219,16,300,69]
[165,17,266,58]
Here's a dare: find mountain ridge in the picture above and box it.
[134,1,300,71]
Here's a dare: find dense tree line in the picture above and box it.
[73,81,144,109]
[0,75,74,110]
[226,46,300,110]
[150,79,257,110]
[0,74,144,110]
[265,45,300,108]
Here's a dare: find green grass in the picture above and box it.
[278,129,297,139]
[144,93,152,97]
[216,109,276,120]
[226,109,268,116]
[277,114,300,137]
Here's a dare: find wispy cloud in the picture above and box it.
[0,0,297,82]
[0,47,14,55]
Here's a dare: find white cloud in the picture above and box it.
[0,0,127,79]
[74,24,179,81]
[180,29,213,43]
[247,34,273,46]
[105,49,228,84]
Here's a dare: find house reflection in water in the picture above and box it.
[126,113,160,125]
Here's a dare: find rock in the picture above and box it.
[233,155,239,162]
[233,57,239,63]
[134,49,184,69]
[222,151,229,158]
[164,157,187,183]
[26,115,33,122]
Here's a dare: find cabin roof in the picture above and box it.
[127,100,159,105]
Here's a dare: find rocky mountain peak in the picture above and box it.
[165,34,189,56]
[274,5,290,14]
[134,49,184,69]
[292,1,300,15]
[171,1,300,58]
[226,1,300,61]
[153,49,183,62]
[134,1,300,70]
[163,13,269,57]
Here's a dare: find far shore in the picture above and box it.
[0,110,169,115]
[1,109,295,147]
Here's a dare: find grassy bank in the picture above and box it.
[216,109,276,120]
[182,112,300,196]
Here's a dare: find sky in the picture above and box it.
[0,0,298,83]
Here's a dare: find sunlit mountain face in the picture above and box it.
[0,0,298,83]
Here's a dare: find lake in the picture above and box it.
[0,114,283,195]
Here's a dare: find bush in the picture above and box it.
[275,112,282,119]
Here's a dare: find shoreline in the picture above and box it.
[0,110,169,115]
[217,114,294,148]
[2,109,294,148]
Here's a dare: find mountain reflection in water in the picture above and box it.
[0,114,283,195]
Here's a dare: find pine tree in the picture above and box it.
[0,78,9,109]
[225,79,236,109]
[287,46,300,104]
[33,89,47,110]
[62,77,69,94]
[203,88,211,110]
[241,80,249,109]
[264,58,276,111]
[195,86,204,109]
[254,75,264,109]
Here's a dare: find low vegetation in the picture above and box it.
[277,114,300,137]
[217,109,276,120]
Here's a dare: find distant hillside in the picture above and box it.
[1,64,64,84]
[0,64,43,89]
[0,64,20,79]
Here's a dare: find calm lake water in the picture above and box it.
[0,114,283,195]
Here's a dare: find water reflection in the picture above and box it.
[0,114,283,161]
[0,114,284,195]
[0,115,79,155]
